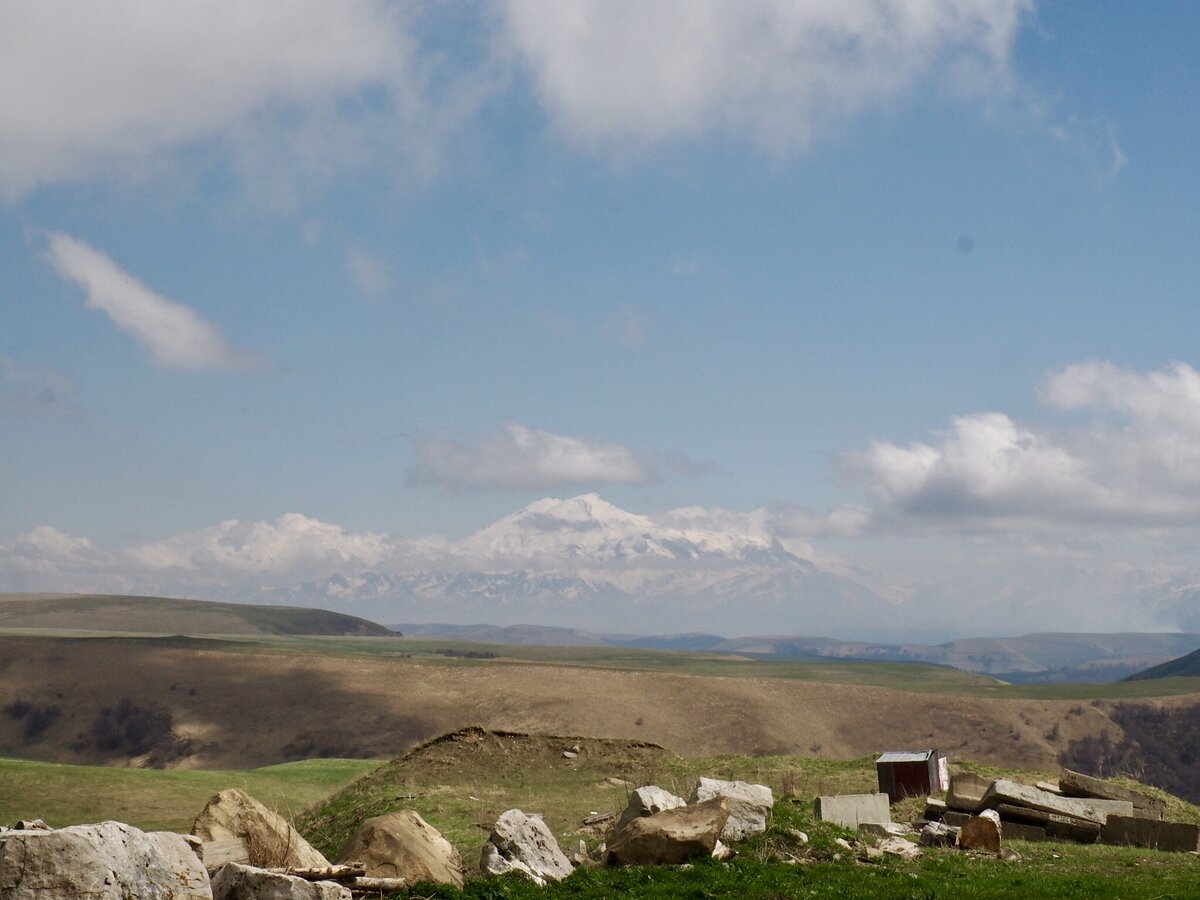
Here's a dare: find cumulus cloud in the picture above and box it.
[410,421,660,490]
[0,1,448,199]
[849,361,1200,530]
[498,0,1030,150]
[45,232,259,371]
[0,355,73,414]
[125,513,393,582]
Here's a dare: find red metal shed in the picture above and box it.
[876,749,948,802]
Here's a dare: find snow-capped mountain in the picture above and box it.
[456,493,792,564]
[259,493,902,638]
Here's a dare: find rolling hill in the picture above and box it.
[0,593,395,637]
[1126,647,1200,681]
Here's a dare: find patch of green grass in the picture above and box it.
[371,801,1200,899]
[0,756,382,832]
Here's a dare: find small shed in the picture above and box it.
[876,749,948,802]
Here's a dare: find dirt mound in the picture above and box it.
[399,725,666,772]
[298,727,674,860]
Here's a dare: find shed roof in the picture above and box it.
[876,750,937,764]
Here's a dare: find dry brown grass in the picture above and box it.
[2,633,1191,779]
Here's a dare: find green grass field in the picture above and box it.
[0,756,381,832]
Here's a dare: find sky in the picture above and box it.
[4,1,1200,636]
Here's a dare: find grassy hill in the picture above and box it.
[0,593,394,637]
[1125,646,1200,681]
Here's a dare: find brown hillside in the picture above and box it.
[0,634,1180,776]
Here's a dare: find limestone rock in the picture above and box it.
[959,813,1002,853]
[606,797,732,867]
[0,820,211,899]
[612,786,687,836]
[876,837,922,860]
[689,777,774,841]
[336,810,462,888]
[209,862,349,899]
[479,810,572,885]
[192,789,329,870]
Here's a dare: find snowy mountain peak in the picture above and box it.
[457,493,798,567]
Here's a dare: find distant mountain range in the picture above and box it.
[261,493,904,639]
[193,493,1200,643]
[396,622,1200,683]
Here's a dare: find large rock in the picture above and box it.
[958,811,1001,853]
[612,786,687,836]
[688,777,774,840]
[606,797,732,866]
[0,820,210,899]
[192,789,329,870]
[209,863,349,899]
[336,810,462,888]
[479,810,572,886]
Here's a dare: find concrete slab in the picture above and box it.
[1101,816,1200,853]
[984,779,1107,825]
[1060,770,1167,821]
[814,793,891,828]
[999,821,1046,842]
[946,773,993,813]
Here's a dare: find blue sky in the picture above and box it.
[4,2,1200,633]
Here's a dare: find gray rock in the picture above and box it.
[336,810,462,888]
[876,836,922,860]
[689,777,774,841]
[919,822,960,847]
[0,820,211,899]
[612,786,687,837]
[479,810,573,885]
[192,789,329,870]
[209,862,349,899]
[606,797,732,866]
[858,822,914,839]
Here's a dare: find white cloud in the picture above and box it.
[346,246,394,298]
[0,355,73,414]
[849,361,1200,530]
[498,0,1030,150]
[410,421,659,490]
[0,1,448,200]
[45,232,259,371]
[125,513,392,582]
